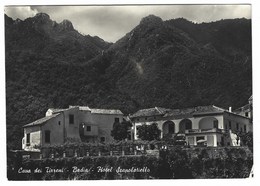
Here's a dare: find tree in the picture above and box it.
[137,123,161,141]
[111,120,132,141]
[239,131,253,148]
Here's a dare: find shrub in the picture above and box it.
[137,123,161,141]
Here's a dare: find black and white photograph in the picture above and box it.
[4,3,255,181]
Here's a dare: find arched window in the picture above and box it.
[179,119,192,133]
[162,121,175,135]
[199,117,218,130]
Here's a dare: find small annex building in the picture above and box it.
[234,95,253,120]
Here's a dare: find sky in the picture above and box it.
[4,5,251,43]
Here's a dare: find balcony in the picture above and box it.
[185,128,226,134]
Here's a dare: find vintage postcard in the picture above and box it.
[4,4,253,181]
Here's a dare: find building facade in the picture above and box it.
[22,106,123,151]
[234,95,253,120]
[22,101,252,151]
[130,105,252,147]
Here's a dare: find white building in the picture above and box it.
[130,105,252,147]
[22,106,123,151]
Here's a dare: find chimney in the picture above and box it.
[229,106,232,112]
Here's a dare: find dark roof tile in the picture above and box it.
[132,105,226,119]
[23,113,60,128]
[130,107,169,118]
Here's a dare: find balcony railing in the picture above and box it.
[185,128,226,134]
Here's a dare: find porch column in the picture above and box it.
[213,134,217,147]
[175,120,180,133]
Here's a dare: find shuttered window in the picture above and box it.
[45,130,51,143]
[69,114,74,124]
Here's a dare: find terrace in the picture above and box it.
[185,128,227,134]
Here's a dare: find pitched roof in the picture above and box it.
[78,106,91,111]
[130,107,170,118]
[69,105,91,111]
[69,105,123,115]
[163,107,195,119]
[49,107,79,114]
[192,105,226,116]
[132,105,226,119]
[48,108,66,113]
[156,107,171,114]
[234,103,251,112]
[90,108,123,115]
[164,106,224,119]
[23,113,60,128]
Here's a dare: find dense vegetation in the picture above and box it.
[111,120,132,141]
[5,13,252,150]
[137,123,161,141]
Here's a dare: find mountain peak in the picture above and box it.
[34,12,50,20]
[140,15,163,25]
[59,19,74,31]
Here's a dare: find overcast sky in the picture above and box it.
[4,5,251,42]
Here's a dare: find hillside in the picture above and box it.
[89,15,252,110]
[5,13,112,64]
[5,13,252,149]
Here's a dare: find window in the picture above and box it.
[69,114,74,124]
[182,119,192,130]
[245,112,249,117]
[45,130,50,143]
[26,133,30,145]
[244,125,247,133]
[169,124,175,133]
[100,137,105,142]
[86,126,91,132]
[115,117,119,123]
[236,123,239,130]
[213,120,218,129]
[196,136,205,141]
[229,121,231,129]
[58,121,61,126]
